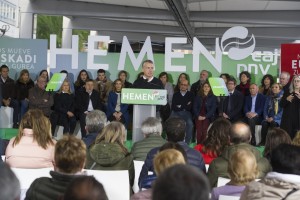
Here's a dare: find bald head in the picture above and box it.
[229,122,251,144]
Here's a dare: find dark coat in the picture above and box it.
[193,94,218,121]
[221,90,244,122]
[106,91,129,127]
[133,77,163,89]
[75,89,103,115]
[15,79,34,100]
[0,77,16,99]
[280,91,300,139]
[244,93,266,120]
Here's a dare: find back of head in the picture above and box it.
[152,164,210,200]
[154,149,186,175]
[141,117,162,136]
[264,128,291,157]
[95,121,125,144]
[159,142,187,162]
[271,144,300,175]
[292,131,300,146]
[85,110,107,134]
[164,117,186,142]
[55,135,86,174]
[0,163,20,200]
[229,122,251,144]
[228,149,258,185]
[63,176,108,200]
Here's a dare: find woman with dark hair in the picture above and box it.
[15,69,34,118]
[193,81,218,144]
[38,69,49,83]
[118,70,132,88]
[220,73,230,84]
[260,83,284,145]
[263,128,291,161]
[259,74,274,96]
[174,73,190,93]
[106,79,129,128]
[159,72,174,121]
[74,69,90,92]
[236,71,251,96]
[194,118,231,164]
[280,75,300,139]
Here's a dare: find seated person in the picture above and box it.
[28,76,53,118]
[62,176,108,200]
[194,118,231,164]
[131,117,166,161]
[82,110,107,149]
[139,117,205,189]
[5,109,56,168]
[0,163,20,200]
[25,135,86,200]
[106,79,129,128]
[241,144,300,199]
[50,80,76,135]
[211,149,258,200]
[85,121,134,188]
[75,79,103,138]
[152,164,210,200]
[0,64,20,128]
[131,148,186,200]
[207,122,271,188]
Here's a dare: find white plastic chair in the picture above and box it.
[219,195,240,200]
[133,160,144,193]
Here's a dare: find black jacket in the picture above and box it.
[75,89,103,115]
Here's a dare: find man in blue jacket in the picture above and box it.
[138,117,206,189]
[244,83,266,145]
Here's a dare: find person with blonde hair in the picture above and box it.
[211,149,258,200]
[131,148,186,200]
[50,80,76,135]
[25,135,87,200]
[5,109,56,168]
[85,121,134,187]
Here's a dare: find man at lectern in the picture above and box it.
[133,60,163,89]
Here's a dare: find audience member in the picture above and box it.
[0,163,20,200]
[133,60,163,89]
[244,83,266,145]
[194,118,231,164]
[260,83,284,145]
[50,80,76,135]
[193,81,217,144]
[131,117,166,161]
[259,74,274,96]
[61,176,108,200]
[152,164,210,200]
[280,75,300,139]
[60,70,75,93]
[191,70,209,96]
[236,71,251,96]
[74,69,90,92]
[118,70,133,88]
[211,149,258,200]
[131,148,186,200]
[95,69,112,107]
[219,73,230,84]
[15,69,34,119]
[28,76,53,118]
[0,64,20,128]
[207,122,271,188]
[263,128,291,161]
[171,79,194,144]
[106,79,129,128]
[220,77,244,123]
[85,122,135,187]
[240,144,300,199]
[139,117,205,188]
[5,109,56,168]
[279,71,291,92]
[82,110,107,149]
[25,135,86,200]
[75,79,103,138]
[38,69,49,83]
[174,72,190,93]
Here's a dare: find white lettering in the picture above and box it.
[165,37,187,72]
[87,35,109,70]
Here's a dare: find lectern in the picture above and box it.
[121,88,167,142]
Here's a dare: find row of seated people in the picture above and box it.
[1,108,300,199]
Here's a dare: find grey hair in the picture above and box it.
[85,110,107,133]
[281,71,290,80]
[141,117,162,136]
[0,163,20,200]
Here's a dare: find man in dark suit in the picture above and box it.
[244,83,266,145]
[190,70,209,96]
[221,77,244,123]
[75,79,103,138]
